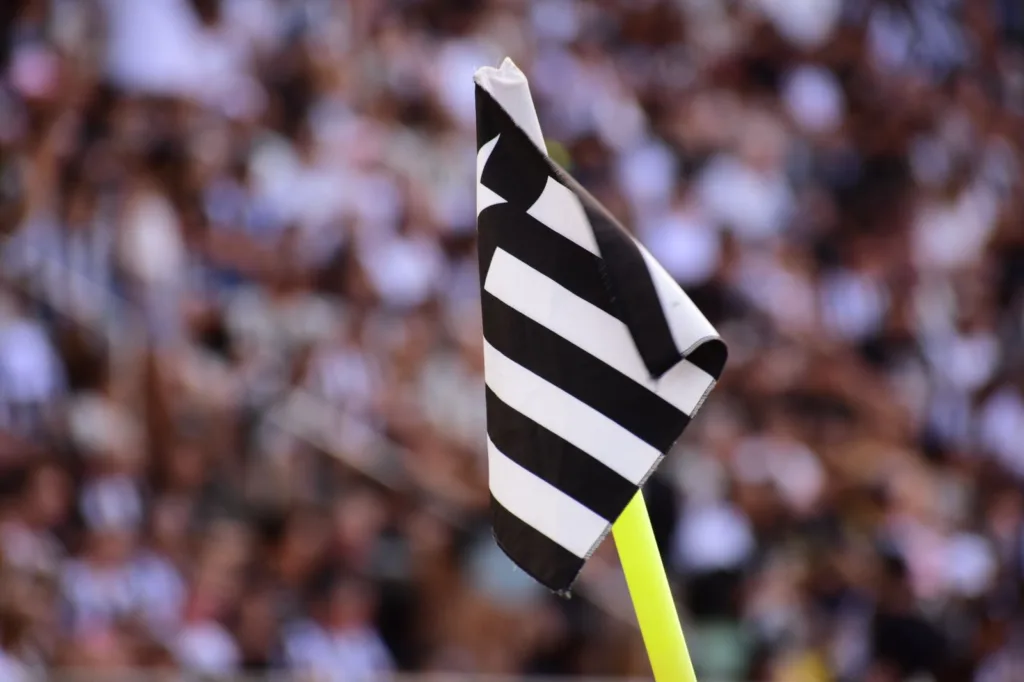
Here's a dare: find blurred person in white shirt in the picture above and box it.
[117,151,188,347]
[0,287,66,443]
[285,574,394,681]
[99,0,262,118]
[695,109,796,244]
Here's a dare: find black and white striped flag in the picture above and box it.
[475,60,727,593]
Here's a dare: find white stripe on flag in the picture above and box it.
[526,177,600,255]
[488,437,608,558]
[638,245,718,355]
[483,340,660,483]
[484,248,713,415]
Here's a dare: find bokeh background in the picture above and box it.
[1,0,1024,681]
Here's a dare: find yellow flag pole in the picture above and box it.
[613,490,698,682]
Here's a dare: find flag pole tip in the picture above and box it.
[473,57,547,154]
[473,57,525,89]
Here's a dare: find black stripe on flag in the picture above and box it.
[486,387,636,521]
[586,202,683,379]
[491,495,585,592]
[481,292,689,452]
[477,203,612,316]
[550,165,686,380]
[476,85,552,212]
[684,339,728,379]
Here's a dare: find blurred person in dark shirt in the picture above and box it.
[869,550,947,679]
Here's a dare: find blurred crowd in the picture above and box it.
[1,0,1024,680]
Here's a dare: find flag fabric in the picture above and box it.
[475,61,728,594]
